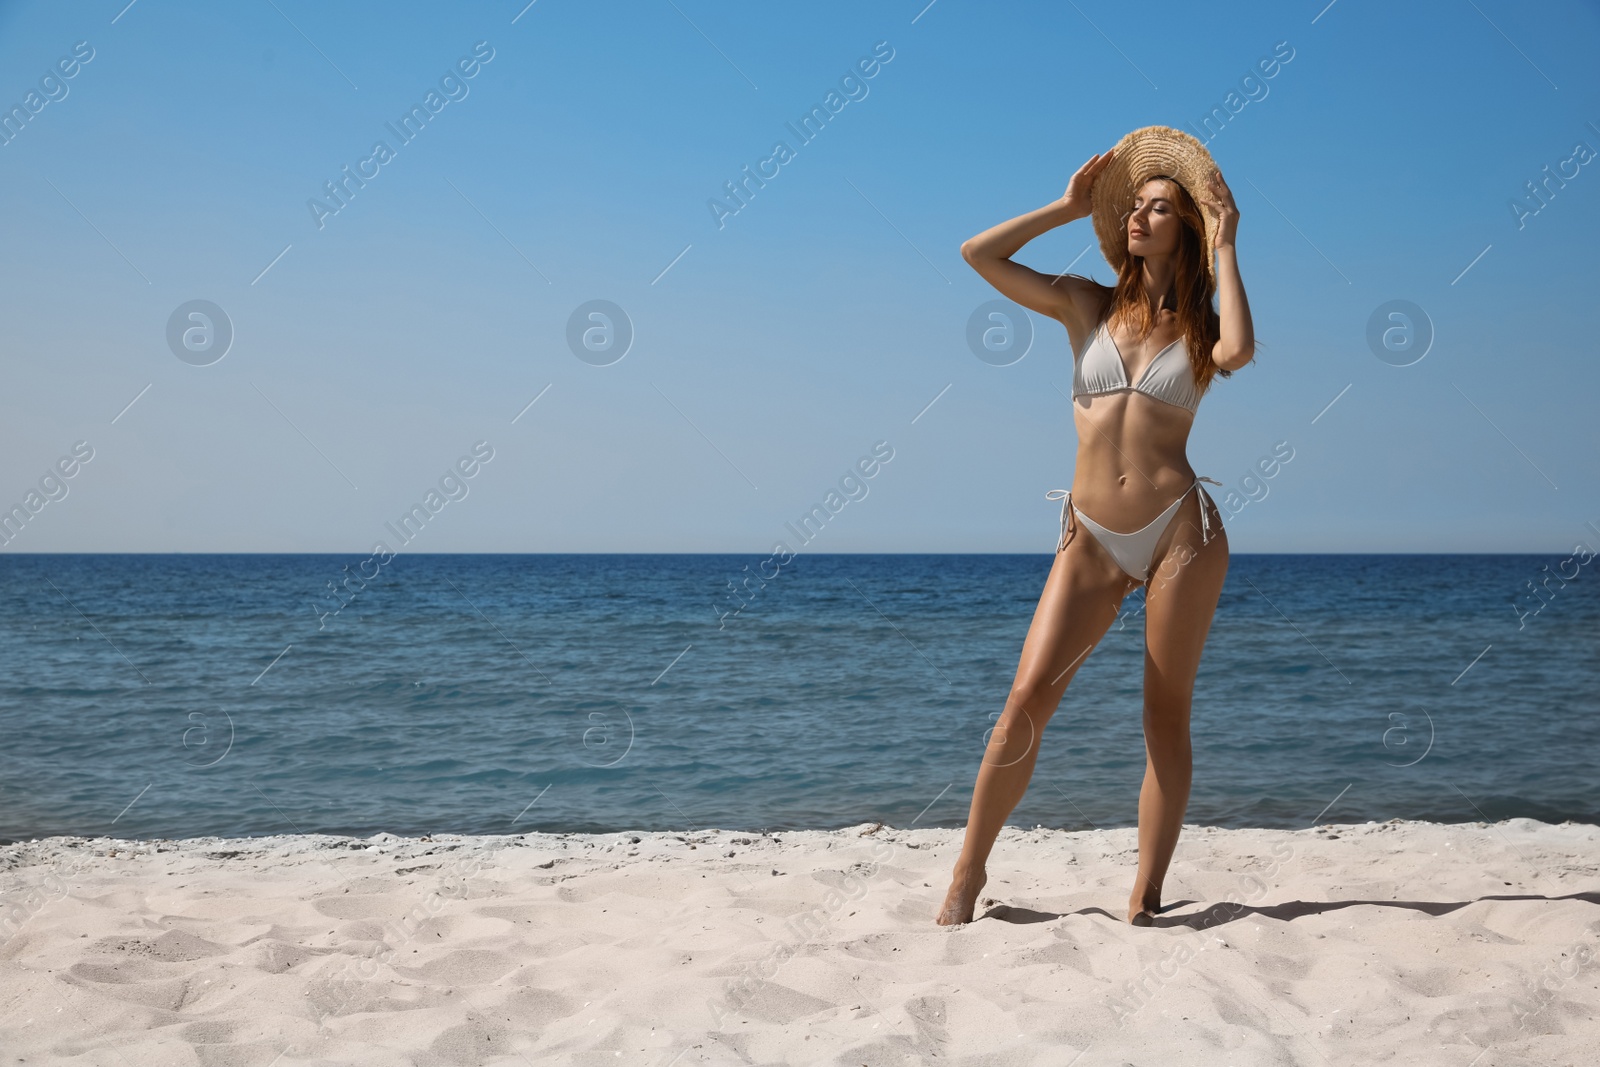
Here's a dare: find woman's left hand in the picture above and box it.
[1201,169,1239,249]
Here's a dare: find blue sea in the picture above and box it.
[0,553,1594,842]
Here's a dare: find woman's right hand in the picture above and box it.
[1061,148,1116,217]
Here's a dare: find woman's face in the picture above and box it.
[1126,178,1182,259]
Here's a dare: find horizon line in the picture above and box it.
[0,550,1580,558]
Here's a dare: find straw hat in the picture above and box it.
[1090,125,1222,287]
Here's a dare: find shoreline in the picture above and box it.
[8,810,1596,847]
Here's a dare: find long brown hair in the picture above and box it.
[1092,174,1234,394]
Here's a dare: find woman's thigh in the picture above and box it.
[1141,489,1229,726]
[1006,529,1135,721]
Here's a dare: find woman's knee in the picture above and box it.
[1141,714,1192,765]
[1141,693,1192,736]
[1143,684,1192,711]
[1142,730,1192,759]
[1006,677,1064,723]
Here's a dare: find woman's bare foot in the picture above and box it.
[935,862,988,926]
[1127,890,1161,926]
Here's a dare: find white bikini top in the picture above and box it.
[1072,318,1203,414]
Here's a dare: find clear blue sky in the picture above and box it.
[2,0,1597,553]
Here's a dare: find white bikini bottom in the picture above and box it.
[1045,476,1223,582]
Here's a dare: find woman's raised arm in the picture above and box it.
[1200,167,1255,371]
[959,150,1116,338]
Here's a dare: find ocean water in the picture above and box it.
[0,553,1594,841]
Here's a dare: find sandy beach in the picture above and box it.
[2,818,1596,1065]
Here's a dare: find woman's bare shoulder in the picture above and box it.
[1050,276,1112,342]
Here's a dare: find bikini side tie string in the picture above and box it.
[1196,476,1223,545]
[1044,489,1075,553]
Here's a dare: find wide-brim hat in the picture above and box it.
[1091,125,1221,288]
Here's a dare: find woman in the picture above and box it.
[937,126,1254,927]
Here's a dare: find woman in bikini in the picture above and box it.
[937,128,1254,927]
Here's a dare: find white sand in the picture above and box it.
[1,818,1596,1065]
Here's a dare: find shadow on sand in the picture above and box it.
[975,890,1600,928]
